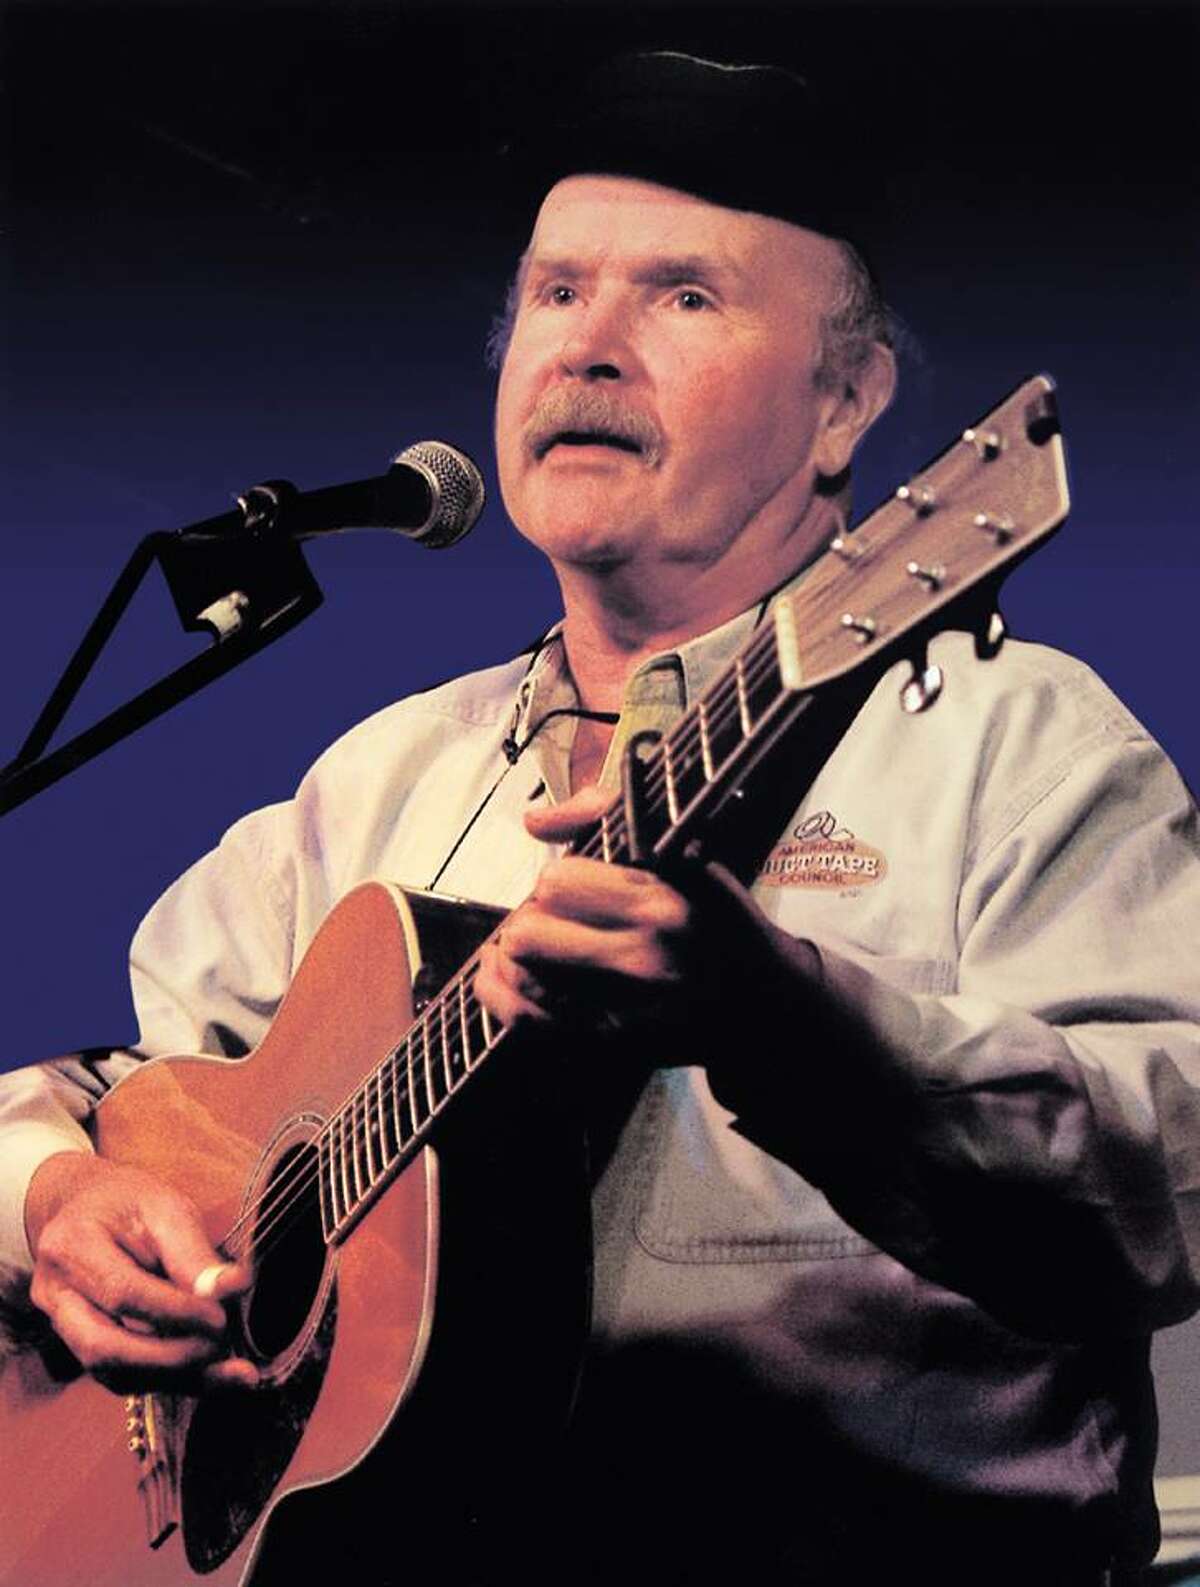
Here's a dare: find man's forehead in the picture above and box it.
[526,174,842,285]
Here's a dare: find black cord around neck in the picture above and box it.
[502,705,620,766]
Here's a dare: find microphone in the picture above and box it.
[191,440,486,550]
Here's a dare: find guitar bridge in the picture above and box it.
[125,1391,180,1548]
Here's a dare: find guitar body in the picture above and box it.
[0,881,590,1587]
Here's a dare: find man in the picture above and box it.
[2,52,1198,1586]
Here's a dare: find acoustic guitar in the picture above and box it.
[0,375,1070,1585]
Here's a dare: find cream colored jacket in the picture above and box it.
[2,607,1197,1570]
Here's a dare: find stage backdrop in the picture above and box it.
[2,0,1197,1482]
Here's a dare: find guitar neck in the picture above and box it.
[309,607,812,1246]
[306,373,1070,1248]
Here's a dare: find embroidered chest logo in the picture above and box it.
[758,810,888,891]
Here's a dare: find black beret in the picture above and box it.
[506,50,880,257]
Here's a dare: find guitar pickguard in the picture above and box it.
[182,1286,337,1573]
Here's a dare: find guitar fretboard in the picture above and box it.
[313,617,796,1243]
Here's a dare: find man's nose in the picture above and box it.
[559,299,635,382]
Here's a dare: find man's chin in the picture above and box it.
[515,516,642,572]
[511,478,653,563]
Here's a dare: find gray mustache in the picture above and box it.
[524,387,663,466]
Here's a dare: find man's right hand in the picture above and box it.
[25,1152,257,1393]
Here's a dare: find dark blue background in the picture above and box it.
[3,0,1195,1056]
[1,0,1198,1478]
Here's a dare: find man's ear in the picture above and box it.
[812,342,897,481]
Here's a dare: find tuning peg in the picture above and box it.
[906,560,946,591]
[830,534,866,562]
[972,511,1014,543]
[840,612,878,644]
[975,610,1007,659]
[962,427,1002,460]
[896,483,937,516]
[900,657,943,714]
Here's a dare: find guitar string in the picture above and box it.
[637,640,784,808]
[219,527,986,1264]
[597,556,907,814]
[217,964,503,1252]
[215,481,1012,1260]
[218,628,792,1264]
[216,630,788,1265]
[606,630,779,808]
[219,624,777,1256]
[225,527,929,1263]
[221,982,499,1260]
[238,609,800,1243]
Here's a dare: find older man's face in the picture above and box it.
[495,175,847,580]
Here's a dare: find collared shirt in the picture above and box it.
[1,595,1198,1576]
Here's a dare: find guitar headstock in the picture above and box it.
[784,374,1069,702]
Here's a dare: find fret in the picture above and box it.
[458,979,474,1073]
[415,1024,433,1128]
[429,1018,442,1109]
[375,1070,390,1167]
[403,1028,415,1129]
[734,655,753,737]
[666,719,707,814]
[401,1034,419,1138]
[440,1000,453,1098]
[600,808,613,864]
[348,1104,364,1206]
[393,1053,412,1155]
[358,1095,372,1194]
[380,1054,400,1162]
[697,698,715,781]
[362,1076,377,1183]
[629,746,673,856]
[371,1069,387,1167]
[480,999,498,1050]
[337,1112,353,1222]
[661,737,680,824]
[330,1115,344,1221]
[317,1132,335,1237]
[372,1075,386,1169]
[430,1003,449,1107]
[469,995,492,1066]
[705,683,745,772]
[745,641,784,725]
[431,996,450,1098]
[443,984,466,1087]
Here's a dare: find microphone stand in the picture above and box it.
[0,482,323,817]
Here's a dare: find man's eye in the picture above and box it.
[548,285,576,306]
[676,289,711,311]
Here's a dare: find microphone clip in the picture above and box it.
[158,507,321,645]
[235,479,301,538]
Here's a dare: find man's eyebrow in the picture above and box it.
[520,254,583,283]
[518,252,745,290]
[630,254,745,288]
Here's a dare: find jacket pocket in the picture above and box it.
[633,1068,876,1263]
[634,955,952,1264]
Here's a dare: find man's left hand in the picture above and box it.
[473,786,820,1043]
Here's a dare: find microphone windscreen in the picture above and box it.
[394,440,486,548]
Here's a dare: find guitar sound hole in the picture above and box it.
[243,1141,327,1363]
